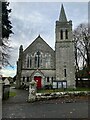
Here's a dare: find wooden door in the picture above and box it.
[34,76,42,89]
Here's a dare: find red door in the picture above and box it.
[34,76,42,89]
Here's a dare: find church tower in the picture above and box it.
[55,4,75,88]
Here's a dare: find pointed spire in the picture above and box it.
[59,4,67,22]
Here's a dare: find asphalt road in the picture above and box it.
[2,87,89,118]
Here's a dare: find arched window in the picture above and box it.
[65,30,68,39]
[60,30,63,39]
[27,56,29,68]
[35,55,37,67]
[26,55,29,68]
[26,55,32,68]
[45,53,51,68]
[30,58,32,68]
[40,52,43,67]
[37,51,40,67]
[35,51,42,68]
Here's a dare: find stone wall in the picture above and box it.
[35,91,89,101]
[55,42,75,88]
[20,69,56,88]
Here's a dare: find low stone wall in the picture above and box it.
[36,91,90,101]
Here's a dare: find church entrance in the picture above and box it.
[34,76,42,89]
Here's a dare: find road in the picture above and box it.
[2,87,89,118]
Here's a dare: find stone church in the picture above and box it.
[16,4,75,89]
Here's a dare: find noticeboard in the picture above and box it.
[53,81,67,89]
[53,82,57,89]
[58,82,62,88]
[62,82,67,88]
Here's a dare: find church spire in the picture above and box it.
[59,4,67,22]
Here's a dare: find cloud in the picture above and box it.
[2,2,88,77]
[8,0,89,2]
[1,67,16,77]
[8,2,56,67]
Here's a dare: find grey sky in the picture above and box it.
[8,0,89,2]
[1,1,88,77]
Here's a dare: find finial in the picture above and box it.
[38,34,40,37]
[20,45,23,49]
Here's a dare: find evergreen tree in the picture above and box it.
[0,1,13,68]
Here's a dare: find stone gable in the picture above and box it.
[23,36,55,56]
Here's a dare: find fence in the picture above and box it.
[76,78,90,88]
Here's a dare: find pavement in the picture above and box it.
[2,87,89,119]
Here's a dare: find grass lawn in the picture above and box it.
[37,87,90,93]
[9,92,16,97]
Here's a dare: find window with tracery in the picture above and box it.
[26,54,32,68]
[35,51,42,68]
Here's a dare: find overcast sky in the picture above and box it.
[1,1,88,77]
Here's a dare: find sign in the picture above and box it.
[58,82,62,88]
[53,82,57,89]
[62,82,67,88]
[53,81,67,89]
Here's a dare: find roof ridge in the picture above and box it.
[23,35,54,53]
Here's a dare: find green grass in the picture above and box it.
[37,87,90,93]
[72,87,90,91]
[9,92,16,97]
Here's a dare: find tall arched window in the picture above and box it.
[37,51,40,67]
[30,57,32,68]
[26,55,32,68]
[35,51,42,68]
[27,56,29,68]
[60,30,63,39]
[45,53,51,68]
[65,29,68,39]
[35,55,37,67]
[40,53,43,67]
[26,55,29,68]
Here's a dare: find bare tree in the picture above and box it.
[73,23,90,81]
[74,23,90,68]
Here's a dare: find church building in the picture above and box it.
[16,4,76,89]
